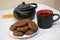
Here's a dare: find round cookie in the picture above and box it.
[13,30,24,36]
[25,30,35,35]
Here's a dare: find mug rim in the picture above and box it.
[37,14,53,16]
[37,9,53,15]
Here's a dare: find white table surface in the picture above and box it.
[0,4,60,40]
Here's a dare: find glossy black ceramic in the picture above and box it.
[13,2,37,20]
[37,10,60,29]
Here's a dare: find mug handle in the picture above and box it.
[29,3,37,9]
[53,14,60,22]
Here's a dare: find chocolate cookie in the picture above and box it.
[28,21,38,32]
[10,25,17,31]
[13,23,21,27]
[13,30,24,36]
[25,30,35,35]
[17,26,29,32]
[14,19,28,27]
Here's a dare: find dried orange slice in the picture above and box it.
[2,14,14,19]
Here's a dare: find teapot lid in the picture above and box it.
[17,2,33,11]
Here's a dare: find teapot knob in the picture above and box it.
[22,2,25,5]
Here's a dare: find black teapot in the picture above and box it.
[13,2,37,20]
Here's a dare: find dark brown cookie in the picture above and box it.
[13,30,24,36]
[13,23,21,27]
[25,30,35,35]
[17,26,29,32]
[14,19,28,27]
[28,21,38,32]
[10,25,17,31]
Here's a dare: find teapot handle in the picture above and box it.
[29,3,37,9]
